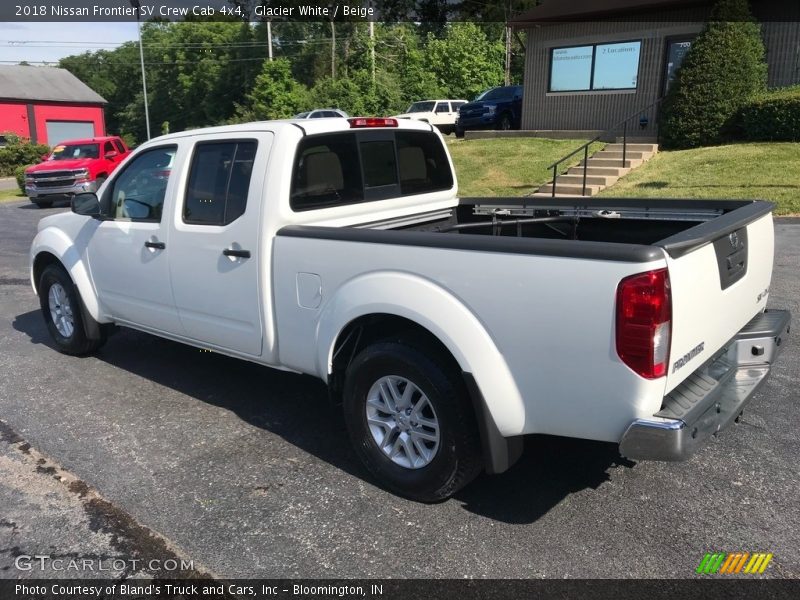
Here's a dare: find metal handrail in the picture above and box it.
[546,97,664,197]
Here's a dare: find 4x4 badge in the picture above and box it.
[729,231,739,248]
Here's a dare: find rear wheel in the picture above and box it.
[343,340,483,502]
[34,199,53,208]
[38,264,106,355]
[498,113,512,131]
[455,126,465,139]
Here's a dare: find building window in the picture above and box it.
[664,38,694,94]
[549,41,642,92]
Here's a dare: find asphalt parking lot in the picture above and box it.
[0,198,798,579]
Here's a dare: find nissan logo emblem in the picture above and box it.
[729,231,739,248]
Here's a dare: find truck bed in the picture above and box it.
[397,197,774,261]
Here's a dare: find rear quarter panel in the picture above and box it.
[273,235,668,442]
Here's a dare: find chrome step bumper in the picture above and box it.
[619,309,791,461]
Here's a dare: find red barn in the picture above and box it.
[0,65,107,147]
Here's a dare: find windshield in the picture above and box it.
[294,112,310,119]
[406,101,435,113]
[50,144,99,160]
[473,88,511,102]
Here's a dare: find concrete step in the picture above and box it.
[593,150,650,160]
[567,166,631,177]
[581,158,642,168]
[604,143,658,153]
[550,173,619,186]
[615,136,658,144]
[538,183,602,196]
[530,192,593,198]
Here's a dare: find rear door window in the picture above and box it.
[435,103,451,113]
[184,140,257,225]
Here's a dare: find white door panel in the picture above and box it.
[168,134,271,356]
[87,145,183,335]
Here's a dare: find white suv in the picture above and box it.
[393,100,467,135]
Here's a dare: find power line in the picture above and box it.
[0,57,271,65]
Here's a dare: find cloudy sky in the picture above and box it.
[0,22,139,65]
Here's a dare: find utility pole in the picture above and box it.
[504,1,512,86]
[267,20,273,61]
[504,25,512,86]
[129,0,150,140]
[330,20,336,79]
[369,1,375,85]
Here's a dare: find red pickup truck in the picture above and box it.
[25,136,131,208]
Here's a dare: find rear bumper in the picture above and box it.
[619,309,791,461]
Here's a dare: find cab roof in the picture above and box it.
[143,117,435,146]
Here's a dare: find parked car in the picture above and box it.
[455,85,523,137]
[25,136,131,208]
[30,117,790,502]
[293,109,349,119]
[393,100,468,135]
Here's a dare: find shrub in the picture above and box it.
[15,165,28,194]
[738,86,800,141]
[0,132,50,176]
[659,0,768,149]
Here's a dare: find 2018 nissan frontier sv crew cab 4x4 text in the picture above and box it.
[30,117,791,502]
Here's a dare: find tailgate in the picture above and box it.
[661,207,774,393]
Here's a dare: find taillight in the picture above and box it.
[348,117,398,128]
[616,268,671,379]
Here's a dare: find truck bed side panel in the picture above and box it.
[273,235,667,442]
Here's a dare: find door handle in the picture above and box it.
[144,241,166,250]
[223,248,251,259]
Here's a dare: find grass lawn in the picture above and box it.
[447,137,604,197]
[598,142,800,215]
[0,187,26,203]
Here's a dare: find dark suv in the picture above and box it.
[455,85,523,138]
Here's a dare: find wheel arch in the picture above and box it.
[31,228,103,323]
[317,272,526,473]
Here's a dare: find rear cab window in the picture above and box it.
[290,129,453,211]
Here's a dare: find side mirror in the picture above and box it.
[105,151,119,160]
[71,193,101,217]
[41,154,50,162]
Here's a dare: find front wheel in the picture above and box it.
[498,113,512,131]
[343,340,483,502]
[38,264,106,355]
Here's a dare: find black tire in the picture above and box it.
[95,176,107,190]
[38,264,106,355]
[343,340,483,502]
[498,113,512,131]
[34,200,53,208]
[455,126,465,139]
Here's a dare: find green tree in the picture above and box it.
[237,58,308,120]
[659,0,768,148]
[425,23,505,100]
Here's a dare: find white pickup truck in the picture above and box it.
[30,118,790,501]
